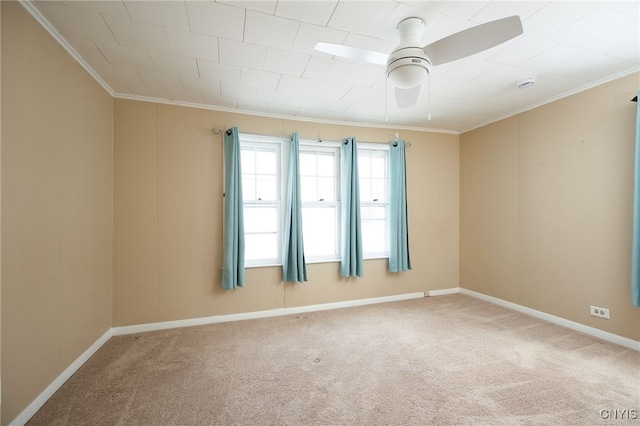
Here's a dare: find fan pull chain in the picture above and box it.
[427,73,432,121]
[384,75,388,122]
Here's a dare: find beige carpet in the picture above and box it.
[27,294,639,425]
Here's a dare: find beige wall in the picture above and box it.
[113,99,460,326]
[0,1,3,422]
[1,2,113,424]
[461,73,640,341]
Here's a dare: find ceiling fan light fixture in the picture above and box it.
[388,63,428,89]
[387,54,430,89]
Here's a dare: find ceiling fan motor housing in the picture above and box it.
[386,47,431,89]
[386,17,431,89]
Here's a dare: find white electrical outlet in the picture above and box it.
[590,306,610,319]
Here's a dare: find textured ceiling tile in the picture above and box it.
[86,60,142,93]
[165,28,219,62]
[277,75,318,94]
[549,51,636,82]
[424,1,490,20]
[103,15,171,53]
[522,2,598,39]
[341,63,385,87]
[123,1,190,31]
[268,103,300,116]
[240,68,281,90]
[96,43,156,70]
[238,98,271,113]
[327,1,399,36]
[547,8,634,47]
[35,2,117,42]
[58,0,130,17]
[275,1,338,26]
[487,37,557,66]
[342,86,385,103]
[218,0,277,15]
[148,51,199,79]
[204,93,237,109]
[263,48,310,77]
[255,89,292,105]
[197,60,241,84]
[519,44,585,73]
[186,1,245,41]
[136,68,181,86]
[244,10,300,50]
[65,35,108,64]
[311,81,351,99]
[221,82,258,99]
[302,57,350,82]
[219,39,267,69]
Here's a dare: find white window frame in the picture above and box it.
[299,140,342,263]
[236,134,391,268]
[239,134,285,267]
[358,143,390,259]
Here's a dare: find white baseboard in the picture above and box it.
[113,292,426,336]
[458,288,640,351]
[10,328,113,426]
[427,287,461,297]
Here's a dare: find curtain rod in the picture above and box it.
[211,127,232,135]
[211,127,411,147]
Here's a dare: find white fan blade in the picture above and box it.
[395,85,421,108]
[315,42,388,66]
[423,15,523,66]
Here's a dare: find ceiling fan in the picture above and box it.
[315,15,523,109]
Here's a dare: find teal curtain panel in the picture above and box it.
[632,92,640,307]
[340,137,364,277]
[283,132,308,282]
[222,127,245,289]
[389,140,411,273]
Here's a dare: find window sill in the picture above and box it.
[245,255,389,269]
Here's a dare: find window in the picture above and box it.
[299,145,340,261]
[238,134,390,267]
[240,136,282,266]
[359,145,390,257]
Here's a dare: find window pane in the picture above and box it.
[317,153,335,176]
[318,177,335,201]
[241,150,255,173]
[359,155,371,177]
[245,233,278,261]
[301,176,318,201]
[371,156,386,177]
[299,153,317,175]
[362,219,386,253]
[360,178,371,201]
[371,178,386,201]
[244,206,278,233]
[256,150,276,174]
[361,205,386,220]
[302,207,337,257]
[256,175,277,200]
[242,177,256,200]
